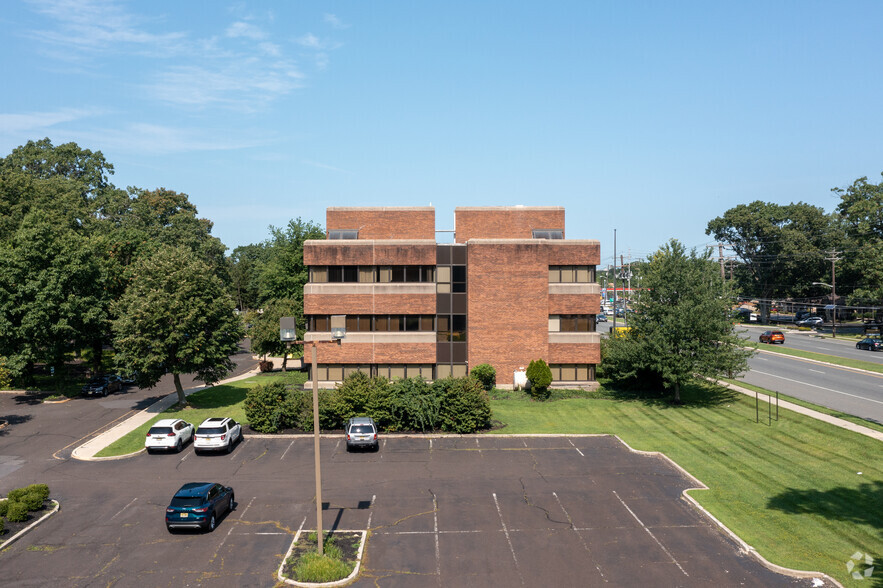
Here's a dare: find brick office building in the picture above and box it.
[302,206,601,388]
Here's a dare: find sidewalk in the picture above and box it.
[718,380,883,442]
[72,367,261,461]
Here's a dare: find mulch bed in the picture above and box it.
[0,499,54,545]
[280,531,362,580]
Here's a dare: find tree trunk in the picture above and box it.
[91,339,103,373]
[282,354,288,372]
[674,382,681,403]
[173,373,187,406]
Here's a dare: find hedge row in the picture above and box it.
[1,483,50,528]
[245,373,492,434]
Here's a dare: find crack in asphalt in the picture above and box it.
[519,477,568,526]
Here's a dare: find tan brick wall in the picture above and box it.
[455,207,565,242]
[327,207,435,240]
[304,293,435,315]
[311,342,436,364]
[304,241,436,266]
[548,343,601,364]
[549,294,602,315]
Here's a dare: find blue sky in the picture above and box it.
[3,1,883,265]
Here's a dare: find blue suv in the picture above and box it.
[166,482,234,532]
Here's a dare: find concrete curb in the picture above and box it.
[0,499,60,551]
[72,367,262,461]
[277,527,367,587]
[610,436,842,587]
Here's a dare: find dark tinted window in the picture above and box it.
[148,427,172,435]
[171,496,205,507]
[199,427,225,435]
[328,229,359,239]
[350,425,375,433]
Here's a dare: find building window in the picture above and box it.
[308,315,435,332]
[549,315,593,332]
[549,266,595,283]
[549,364,595,381]
[328,229,359,239]
[311,267,328,283]
[533,229,564,239]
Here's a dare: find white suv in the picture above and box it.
[194,417,242,454]
[145,419,194,453]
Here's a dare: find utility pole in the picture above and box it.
[613,230,617,335]
[719,243,725,281]
[827,249,840,338]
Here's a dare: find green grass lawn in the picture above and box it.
[94,371,308,457]
[490,383,882,586]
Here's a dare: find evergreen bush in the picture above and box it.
[26,484,50,501]
[435,377,492,433]
[469,364,496,391]
[244,382,304,433]
[19,491,44,511]
[526,359,553,400]
[0,499,8,517]
[6,501,28,522]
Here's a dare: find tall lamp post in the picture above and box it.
[812,282,837,338]
[280,317,344,556]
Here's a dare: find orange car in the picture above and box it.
[759,330,785,344]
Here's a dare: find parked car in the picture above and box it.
[797,316,824,327]
[81,375,121,397]
[795,310,812,321]
[856,337,883,352]
[346,417,379,451]
[117,372,138,385]
[759,330,785,344]
[165,482,234,532]
[596,313,608,323]
[194,417,242,454]
[146,419,194,453]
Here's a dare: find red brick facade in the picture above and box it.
[455,207,565,243]
[304,206,601,387]
[327,207,435,240]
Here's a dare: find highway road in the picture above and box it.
[737,326,883,425]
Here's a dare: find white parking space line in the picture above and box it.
[280,440,295,460]
[613,490,688,576]
[522,439,528,448]
[567,439,585,457]
[334,439,341,452]
[554,492,604,579]
[110,497,137,521]
[475,438,482,454]
[752,370,883,405]
[493,493,524,585]
[433,493,440,577]
[367,495,376,529]
[809,369,825,374]
[210,495,254,565]
[755,357,769,361]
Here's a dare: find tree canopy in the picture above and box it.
[602,239,752,402]
[112,246,244,404]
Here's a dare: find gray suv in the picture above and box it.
[346,417,378,451]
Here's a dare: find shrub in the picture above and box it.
[26,484,50,502]
[325,372,373,428]
[18,491,44,511]
[470,364,496,391]
[436,377,492,433]
[6,488,29,502]
[0,357,11,390]
[526,359,553,400]
[6,501,28,522]
[0,499,8,517]
[258,360,274,372]
[0,516,4,534]
[388,377,439,432]
[244,382,304,433]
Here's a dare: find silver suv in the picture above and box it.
[346,417,378,451]
[194,417,242,454]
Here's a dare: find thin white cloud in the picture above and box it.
[301,160,351,174]
[77,122,266,155]
[226,21,266,41]
[0,108,99,136]
[324,13,350,30]
[297,33,322,49]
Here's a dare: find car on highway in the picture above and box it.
[759,330,785,344]
[796,316,824,327]
[856,337,883,352]
[145,419,194,453]
[165,482,234,532]
[346,416,379,451]
[193,417,242,454]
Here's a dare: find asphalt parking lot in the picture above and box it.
[1,433,832,587]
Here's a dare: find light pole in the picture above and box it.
[280,317,344,556]
[812,282,836,338]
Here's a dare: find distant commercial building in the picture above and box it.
[303,206,601,388]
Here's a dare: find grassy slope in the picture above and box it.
[489,384,882,586]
